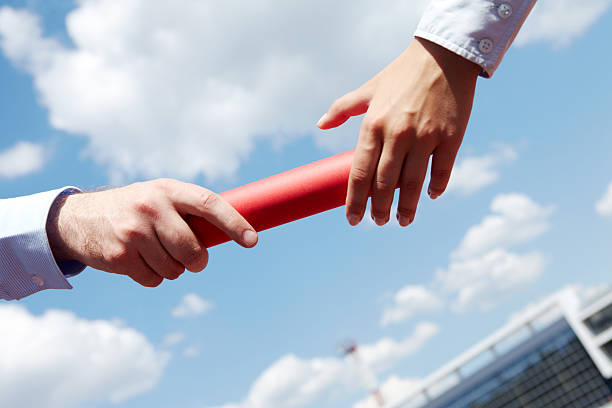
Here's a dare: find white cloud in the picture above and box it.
[452,194,553,260]
[358,322,439,373]
[438,249,547,312]
[447,144,517,195]
[0,1,607,183]
[162,331,186,347]
[171,293,213,318]
[516,0,612,48]
[380,286,443,327]
[0,1,427,183]
[0,304,169,408]
[208,322,437,408]
[596,181,612,217]
[352,375,421,408]
[0,141,46,179]
[437,194,553,312]
[182,346,201,358]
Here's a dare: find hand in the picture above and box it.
[47,179,258,287]
[318,38,480,226]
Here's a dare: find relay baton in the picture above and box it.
[190,149,356,248]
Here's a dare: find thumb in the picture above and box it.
[317,88,370,130]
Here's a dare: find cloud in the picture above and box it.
[452,194,553,260]
[171,293,213,318]
[0,1,427,183]
[0,141,46,179]
[352,375,421,408]
[208,322,437,408]
[357,322,439,373]
[515,0,612,48]
[162,331,186,347]
[380,286,443,327]
[439,249,547,312]
[182,346,201,358]
[596,181,612,217]
[446,144,517,195]
[437,194,553,312]
[1,1,607,183]
[0,304,169,408]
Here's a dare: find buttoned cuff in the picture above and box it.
[415,0,536,77]
[0,187,85,300]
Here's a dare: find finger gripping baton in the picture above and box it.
[191,150,355,248]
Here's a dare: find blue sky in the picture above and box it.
[1,1,611,407]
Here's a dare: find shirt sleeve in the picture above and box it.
[0,187,86,301]
[414,0,537,77]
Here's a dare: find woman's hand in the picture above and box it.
[318,38,480,226]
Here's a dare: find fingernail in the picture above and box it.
[373,216,387,226]
[428,187,439,200]
[398,215,413,227]
[396,212,413,227]
[317,113,328,127]
[242,229,258,247]
[348,214,360,226]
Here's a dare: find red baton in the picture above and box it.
[190,149,355,248]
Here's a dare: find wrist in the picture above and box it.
[47,192,83,263]
[416,37,480,81]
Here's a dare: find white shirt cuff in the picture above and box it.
[0,187,84,300]
[415,0,537,77]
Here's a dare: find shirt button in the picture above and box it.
[479,38,494,54]
[31,275,44,287]
[497,3,513,19]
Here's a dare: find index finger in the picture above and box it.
[346,125,382,226]
[166,180,258,248]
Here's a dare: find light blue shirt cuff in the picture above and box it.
[0,187,85,300]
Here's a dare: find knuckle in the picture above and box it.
[358,142,379,156]
[363,116,385,133]
[387,118,414,139]
[199,190,217,211]
[431,168,452,180]
[133,199,160,219]
[181,244,205,267]
[143,275,163,287]
[119,222,148,243]
[188,249,209,272]
[104,245,131,268]
[152,178,174,191]
[373,178,395,192]
[132,269,163,287]
[416,118,437,136]
[350,166,371,185]
[400,179,420,192]
[418,125,437,138]
[444,126,461,140]
[330,98,344,115]
[164,265,184,280]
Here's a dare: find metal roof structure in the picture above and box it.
[387,287,612,408]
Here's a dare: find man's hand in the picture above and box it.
[47,179,258,287]
[318,38,480,226]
